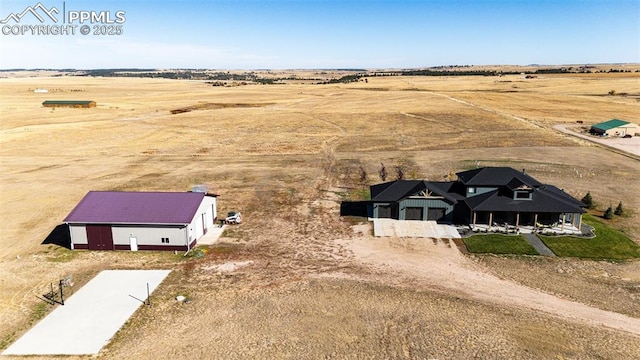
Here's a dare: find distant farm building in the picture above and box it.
[64,191,217,252]
[42,100,96,108]
[33,88,48,93]
[590,119,638,137]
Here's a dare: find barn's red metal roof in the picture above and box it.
[64,191,206,225]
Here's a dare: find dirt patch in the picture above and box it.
[342,228,640,336]
[170,102,274,114]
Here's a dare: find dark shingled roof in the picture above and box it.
[456,167,542,187]
[370,180,424,202]
[462,187,585,213]
[64,191,206,225]
[369,167,585,216]
[370,180,458,203]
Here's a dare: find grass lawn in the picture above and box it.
[540,214,640,260]
[463,234,538,255]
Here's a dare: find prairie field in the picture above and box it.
[1,70,639,359]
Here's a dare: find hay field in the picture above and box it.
[1,72,639,358]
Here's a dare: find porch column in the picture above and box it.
[515,212,520,228]
[472,211,477,227]
[577,213,582,229]
[533,213,538,229]
[488,212,493,228]
[561,213,566,231]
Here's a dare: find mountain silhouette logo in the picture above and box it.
[0,2,59,24]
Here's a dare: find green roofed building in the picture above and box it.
[590,119,638,137]
[42,100,96,108]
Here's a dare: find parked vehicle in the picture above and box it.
[225,211,241,224]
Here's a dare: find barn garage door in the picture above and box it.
[86,225,114,250]
[378,205,392,218]
[405,207,424,220]
[427,208,446,221]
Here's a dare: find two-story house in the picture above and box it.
[369,167,585,230]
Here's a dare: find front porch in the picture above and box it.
[468,210,584,236]
[469,222,583,236]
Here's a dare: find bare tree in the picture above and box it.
[359,166,368,185]
[379,163,387,182]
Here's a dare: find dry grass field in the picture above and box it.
[1,69,639,359]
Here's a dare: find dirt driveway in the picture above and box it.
[342,227,640,337]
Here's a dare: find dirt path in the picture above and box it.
[342,230,640,337]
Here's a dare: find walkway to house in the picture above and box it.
[197,224,226,245]
[372,219,461,238]
[523,233,556,256]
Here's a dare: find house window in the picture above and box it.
[161,237,170,243]
[468,187,476,194]
[514,191,532,200]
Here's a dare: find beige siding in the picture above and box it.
[605,123,639,137]
[187,196,217,241]
[111,226,187,246]
[69,225,88,246]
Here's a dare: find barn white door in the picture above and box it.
[129,236,138,251]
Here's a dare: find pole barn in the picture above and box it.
[42,100,97,108]
[64,191,217,252]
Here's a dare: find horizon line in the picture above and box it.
[2,63,640,72]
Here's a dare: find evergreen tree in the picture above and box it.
[603,206,614,219]
[614,201,624,216]
[581,192,594,209]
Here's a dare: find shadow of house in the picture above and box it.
[41,224,71,249]
[340,201,371,217]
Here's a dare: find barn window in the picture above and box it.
[160,237,170,243]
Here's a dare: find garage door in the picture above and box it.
[86,225,114,250]
[378,205,392,218]
[427,208,446,221]
[405,207,424,220]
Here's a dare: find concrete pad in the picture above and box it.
[197,224,226,245]
[372,219,461,239]
[2,269,171,356]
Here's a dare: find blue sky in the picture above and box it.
[1,0,638,69]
